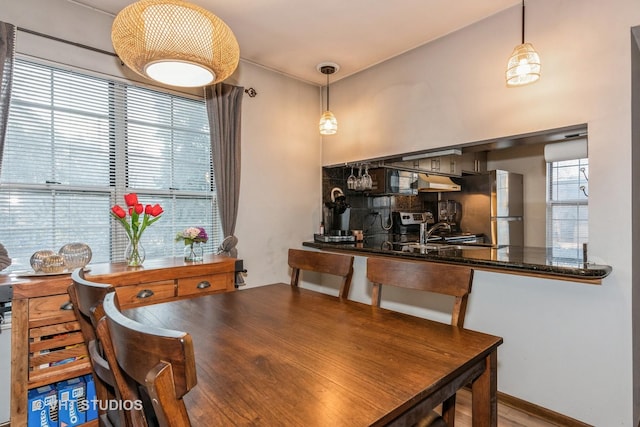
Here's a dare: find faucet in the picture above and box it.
[420,222,451,245]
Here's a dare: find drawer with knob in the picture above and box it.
[115,280,176,307]
[176,273,233,297]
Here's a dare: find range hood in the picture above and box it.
[417,174,461,192]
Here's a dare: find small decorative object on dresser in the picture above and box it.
[176,227,208,262]
[111,193,163,267]
[58,242,92,269]
[0,243,11,271]
[29,249,56,272]
[40,254,65,273]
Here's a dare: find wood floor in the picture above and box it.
[443,388,563,427]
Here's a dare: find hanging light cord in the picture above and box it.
[521,1,526,44]
[326,71,330,110]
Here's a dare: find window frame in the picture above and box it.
[545,158,589,262]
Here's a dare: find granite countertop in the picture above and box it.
[303,240,612,283]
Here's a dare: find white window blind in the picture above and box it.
[546,158,588,261]
[0,59,221,272]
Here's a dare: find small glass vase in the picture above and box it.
[184,242,203,262]
[125,238,145,267]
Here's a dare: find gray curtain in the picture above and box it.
[205,83,244,258]
[0,22,15,175]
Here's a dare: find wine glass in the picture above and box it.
[355,165,363,191]
[361,164,372,191]
[347,166,357,190]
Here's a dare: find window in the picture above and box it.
[0,59,221,272]
[546,158,588,261]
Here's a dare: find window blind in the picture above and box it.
[0,59,221,272]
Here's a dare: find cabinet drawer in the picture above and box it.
[115,280,176,307]
[29,294,77,327]
[177,274,232,297]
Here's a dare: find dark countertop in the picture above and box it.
[303,240,612,283]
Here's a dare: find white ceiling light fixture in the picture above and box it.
[112,0,240,88]
[318,62,339,135]
[505,0,541,87]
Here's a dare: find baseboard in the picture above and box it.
[497,391,593,427]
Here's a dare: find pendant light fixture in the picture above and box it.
[505,0,541,87]
[318,62,339,135]
[112,0,240,88]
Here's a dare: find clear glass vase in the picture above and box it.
[184,242,203,262]
[125,238,145,267]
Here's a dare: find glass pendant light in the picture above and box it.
[505,0,541,87]
[318,63,339,135]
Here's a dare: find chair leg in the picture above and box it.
[442,393,456,426]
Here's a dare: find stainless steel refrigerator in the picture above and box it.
[448,170,524,247]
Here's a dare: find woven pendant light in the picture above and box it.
[505,0,540,87]
[112,0,239,87]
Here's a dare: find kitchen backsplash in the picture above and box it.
[322,167,437,241]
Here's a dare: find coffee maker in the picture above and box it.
[316,187,354,242]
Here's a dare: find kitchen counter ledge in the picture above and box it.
[303,241,611,285]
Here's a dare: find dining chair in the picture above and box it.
[69,268,151,427]
[68,268,137,427]
[101,291,197,427]
[366,256,474,426]
[288,248,354,299]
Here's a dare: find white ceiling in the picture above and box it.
[73,0,519,86]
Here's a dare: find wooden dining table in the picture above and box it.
[124,283,503,426]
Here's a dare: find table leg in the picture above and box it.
[471,350,498,427]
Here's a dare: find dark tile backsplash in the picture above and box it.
[322,167,438,244]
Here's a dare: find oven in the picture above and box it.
[391,211,433,243]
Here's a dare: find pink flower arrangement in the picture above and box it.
[175,227,208,245]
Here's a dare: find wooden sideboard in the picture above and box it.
[8,254,237,427]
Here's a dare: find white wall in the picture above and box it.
[630,26,640,427]
[230,64,321,286]
[321,0,637,425]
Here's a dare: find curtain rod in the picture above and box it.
[17,27,118,58]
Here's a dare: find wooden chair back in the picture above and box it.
[366,257,473,327]
[367,257,474,426]
[102,292,197,427]
[288,249,354,299]
[68,268,112,343]
[68,268,146,427]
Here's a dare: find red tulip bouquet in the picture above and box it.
[111,193,163,266]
